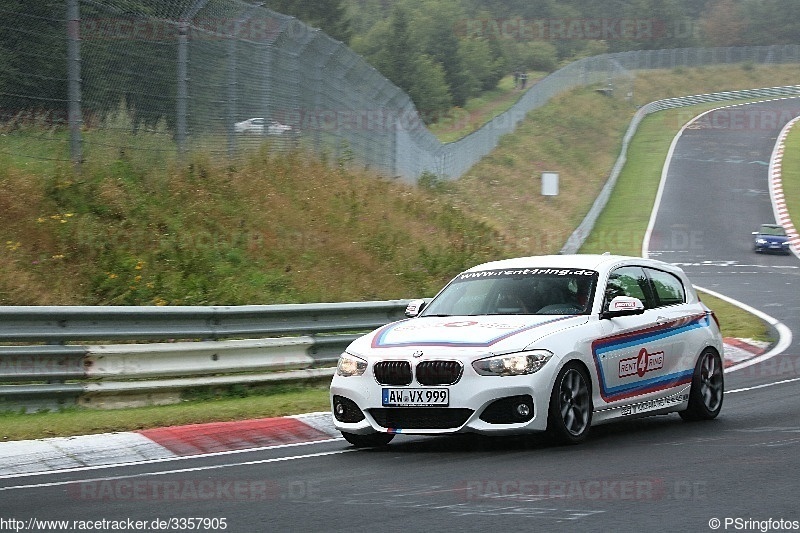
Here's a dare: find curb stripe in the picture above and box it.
[138,417,331,456]
[770,114,800,257]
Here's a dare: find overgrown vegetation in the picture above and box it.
[0,126,503,305]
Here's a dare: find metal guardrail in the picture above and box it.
[0,301,410,411]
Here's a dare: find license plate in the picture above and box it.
[382,388,449,407]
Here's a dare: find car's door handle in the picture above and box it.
[656,316,670,325]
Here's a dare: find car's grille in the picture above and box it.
[415,361,463,386]
[369,408,473,429]
[373,361,412,385]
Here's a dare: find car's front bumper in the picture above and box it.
[330,371,553,436]
[755,240,790,253]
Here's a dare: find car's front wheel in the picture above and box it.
[341,431,395,448]
[547,362,593,444]
[679,348,724,421]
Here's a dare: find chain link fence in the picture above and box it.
[1,1,799,182]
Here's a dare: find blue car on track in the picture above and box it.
[752,224,791,254]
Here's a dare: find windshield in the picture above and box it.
[759,225,786,236]
[421,268,598,317]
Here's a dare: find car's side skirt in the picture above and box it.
[591,385,691,425]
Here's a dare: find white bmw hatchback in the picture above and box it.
[330,254,724,446]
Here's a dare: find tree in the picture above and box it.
[0,2,67,116]
[406,54,452,121]
[264,0,353,43]
[499,39,557,73]
[700,0,749,47]
[409,0,471,106]
[458,37,505,92]
[742,0,800,45]
[373,5,416,93]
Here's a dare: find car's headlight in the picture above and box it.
[336,353,367,377]
[756,238,768,244]
[472,350,553,376]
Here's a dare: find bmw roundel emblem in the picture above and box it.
[412,350,424,358]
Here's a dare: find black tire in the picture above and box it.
[547,362,593,445]
[679,349,724,421]
[341,431,395,448]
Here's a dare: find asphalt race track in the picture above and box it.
[647,97,800,391]
[2,100,800,533]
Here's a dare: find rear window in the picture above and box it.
[646,268,685,307]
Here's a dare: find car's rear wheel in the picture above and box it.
[679,348,723,421]
[341,431,395,448]
[547,362,592,444]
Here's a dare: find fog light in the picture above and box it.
[332,395,366,423]
[479,395,534,424]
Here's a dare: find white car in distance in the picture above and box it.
[234,117,292,135]
[330,254,724,447]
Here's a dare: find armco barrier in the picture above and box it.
[0,300,410,411]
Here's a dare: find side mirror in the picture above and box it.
[602,296,645,319]
[404,299,427,318]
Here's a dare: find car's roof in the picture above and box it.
[463,254,676,274]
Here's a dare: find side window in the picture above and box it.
[646,268,685,307]
[605,267,652,309]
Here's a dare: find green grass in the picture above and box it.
[0,382,331,442]
[579,112,675,257]
[700,292,773,342]
[427,72,546,143]
[782,125,800,231]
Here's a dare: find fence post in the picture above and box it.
[176,0,209,158]
[227,32,238,156]
[176,22,188,156]
[66,0,82,172]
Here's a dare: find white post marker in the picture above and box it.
[541,171,559,196]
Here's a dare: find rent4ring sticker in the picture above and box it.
[619,348,665,378]
[382,388,449,407]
